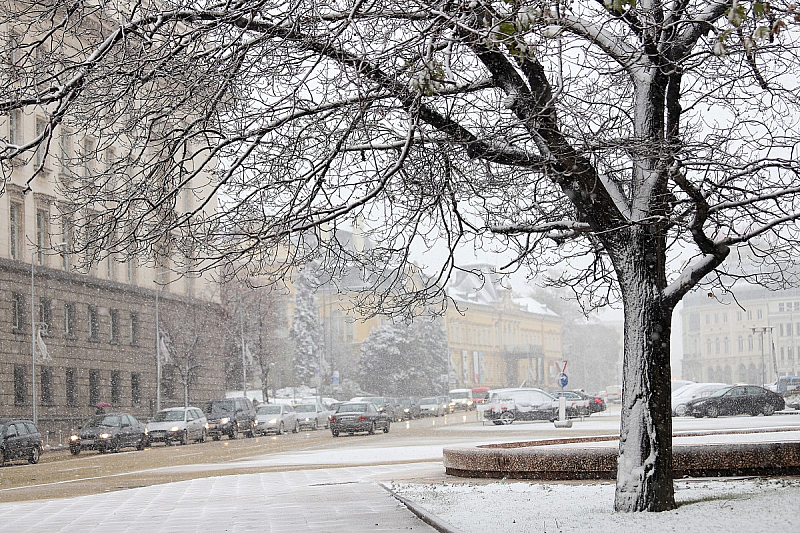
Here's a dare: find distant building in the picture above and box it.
[680,286,800,386]
[445,265,563,389]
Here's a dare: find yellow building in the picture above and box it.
[446,266,563,389]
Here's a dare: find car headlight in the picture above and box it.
[268,418,278,424]
[100,433,111,439]
[404,408,410,413]
[144,428,149,435]
[70,434,79,442]
[304,417,310,422]
[170,426,180,432]
[220,417,230,425]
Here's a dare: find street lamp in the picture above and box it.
[751,326,774,386]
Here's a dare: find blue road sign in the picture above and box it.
[557,372,568,388]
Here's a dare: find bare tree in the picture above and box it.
[161,307,207,408]
[3,0,800,512]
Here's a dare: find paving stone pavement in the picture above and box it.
[0,464,444,532]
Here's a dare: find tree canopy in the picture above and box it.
[3,0,800,513]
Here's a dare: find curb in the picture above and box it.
[380,482,466,533]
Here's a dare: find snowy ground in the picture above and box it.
[390,477,800,533]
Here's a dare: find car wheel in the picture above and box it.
[499,411,515,425]
[368,422,376,435]
[111,437,122,453]
[70,446,81,456]
[279,422,286,435]
[229,425,238,440]
[29,446,40,464]
[136,437,147,451]
[199,429,207,444]
[675,404,688,417]
[292,421,300,434]
[332,430,339,437]
[312,420,318,431]
[763,403,775,416]
[492,420,504,425]
[383,421,390,434]
[212,435,220,441]
[180,430,188,445]
[706,405,719,418]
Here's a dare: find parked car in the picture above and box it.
[202,397,257,440]
[685,385,785,418]
[671,382,728,416]
[483,388,557,425]
[69,413,148,455]
[571,390,607,414]
[418,396,444,417]
[438,395,454,414]
[293,403,330,430]
[0,419,43,466]
[549,390,592,417]
[329,402,391,436]
[398,397,421,420]
[448,389,475,410]
[255,404,299,435]
[146,407,208,445]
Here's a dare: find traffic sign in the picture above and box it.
[557,372,568,388]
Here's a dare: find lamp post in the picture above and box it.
[751,326,774,386]
[31,249,37,425]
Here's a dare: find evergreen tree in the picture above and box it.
[356,323,408,395]
[290,269,323,386]
[406,320,449,396]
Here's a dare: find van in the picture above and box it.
[203,397,257,440]
[448,388,474,410]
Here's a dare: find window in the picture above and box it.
[111,371,121,406]
[780,303,785,312]
[12,292,25,331]
[130,312,139,346]
[60,216,73,270]
[41,367,53,404]
[36,208,49,264]
[14,365,27,405]
[790,323,794,337]
[737,336,744,352]
[757,309,763,319]
[748,335,754,351]
[38,297,51,332]
[737,310,743,321]
[9,200,23,260]
[106,254,115,280]
[88,305,99,340]
[66,367,77,406]
[8,108,22,146]
[126,259,137,284]
[131,373,141,406]
[59,128,73,177]
[110,309,120,343]
[34,117,49,168]
[64,302,76,337]
[89,370,100,405]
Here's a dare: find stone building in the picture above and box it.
[680,286,800,386]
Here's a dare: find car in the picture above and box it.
[448,389,475,410]
[685,385,785,418]
[146,407,208,445]
[549,390,592,417]
[398,397,421,420]
[329,402,391,436]
[438,395,454,414]
[255,404,299,435]
[483,388,558,425]
[0,419,43,466]
[293,403,330,430]
[671,382,728,416]
[418,396,444,417]
[203,397,257,440]
[69,412,148,455]
[571,390,607,414]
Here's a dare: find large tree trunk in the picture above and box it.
[614,242,676,511]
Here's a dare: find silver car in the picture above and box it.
[255,404,299,435]
[293,403,330,430]
[146,407,208,445]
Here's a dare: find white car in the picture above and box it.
[293,403,330,430]
[146,407,208,445]
[255,404,299,435]
[418,397,443,417]
[672,382,728,416]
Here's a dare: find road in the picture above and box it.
[2,406,798,504]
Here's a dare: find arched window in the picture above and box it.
[737,336,744,352]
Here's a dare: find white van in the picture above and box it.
[448,388,474,410]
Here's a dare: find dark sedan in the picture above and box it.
[685,385,785,418]
[1,419,43,466]
[330,402,391,436]
[69,412,149,454]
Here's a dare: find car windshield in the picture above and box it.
[294,404,316,413]
[152,410,185,422]
[257,405,282,415]
[400,399,413,406]
[337,403,367,413]
[450,391,469,399]
[420,398,437,404]
[85,415,121,428]
[709,386,734,398]
[204,400,234,415]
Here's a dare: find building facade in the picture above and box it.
[681,287,800,386]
